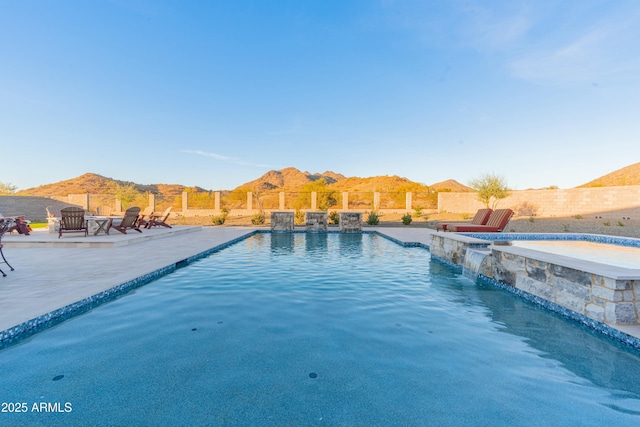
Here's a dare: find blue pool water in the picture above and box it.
[1,233,640,426]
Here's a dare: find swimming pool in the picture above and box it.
[1,233,639,426]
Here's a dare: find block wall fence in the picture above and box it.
[438,185,640,218]
[2,185,639,220]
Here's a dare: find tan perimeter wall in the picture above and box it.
[438,185,640,218]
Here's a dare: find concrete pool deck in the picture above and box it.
[1,226,638,344]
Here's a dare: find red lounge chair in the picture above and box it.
[446,209,514,232]
[436,208,492,231]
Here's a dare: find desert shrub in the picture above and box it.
[211,208,228,225]
[294,209,305,225]
[401,213,412,225]
[328,211,339,224]
[251,213,265,225]
[413,207,422,218]
[604,221,610,226]
[573,214,583,220]
[366,211,380,225]
[514,201,538,217]
[211,215,226,225]
[461,213,470,220]
[618,221,624,227]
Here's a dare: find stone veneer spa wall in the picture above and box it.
[492,249,638,325]
[429,232,640,326]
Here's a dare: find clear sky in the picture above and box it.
[1,0,639,192]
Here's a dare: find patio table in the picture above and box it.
[85,216,113,236]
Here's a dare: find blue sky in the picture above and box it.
[2,0,639,191]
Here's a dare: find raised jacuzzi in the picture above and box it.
[429,232,640,347]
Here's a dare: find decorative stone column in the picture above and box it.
[373,192,380,211]
[279,192,285,210]
[306,212,327,231]
[214,192,220,210]
[339,212,363,231]
[271,211,294,231]
[311,192,317,210]
[342,192,349,210]
[247,192,253,211]
[182,192,188,215]
[406,192,412,211]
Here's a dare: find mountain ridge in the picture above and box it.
[15,169,473,196]
[12,162,640,197]
[578,162,640,188]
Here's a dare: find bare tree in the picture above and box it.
[0,181,18,195]
[468,173,511,208]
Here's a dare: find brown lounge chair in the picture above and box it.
[46,206,62,219]
[446,209,514,232]
[95,205,113,216]
[0,212,32,235]
[146,207,172,229]
[136,206,155,229]
[59,207,88,238]
[436,208,493,232]
[108,207,142,234]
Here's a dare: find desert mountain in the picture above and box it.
[429,179,474,192]
[238,168,473,193]
[578,162,640,188]
[14,162,638,197]
[16,173,206,197]
[238,167,346,191]
[238,168,439,193]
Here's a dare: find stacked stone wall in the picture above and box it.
[493,250,638,325]
[430,234,470,266]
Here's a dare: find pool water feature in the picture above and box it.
[462,248,492,280]
[1,233,639,425]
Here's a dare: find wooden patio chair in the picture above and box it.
[95,205,113,216]
[46,206,62,219]
[146,207,172,229]
[108,207,142,234]
[1,212,31,235]
[0,218,16,277]
[136,206,155,229]
[59,207,88,238]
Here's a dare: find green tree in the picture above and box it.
[0,181,18,195]
[112,182,142,208]
[185,188,215,209]
[227,188,248,209]
[293,178,337,210]
[468,173,511,208]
